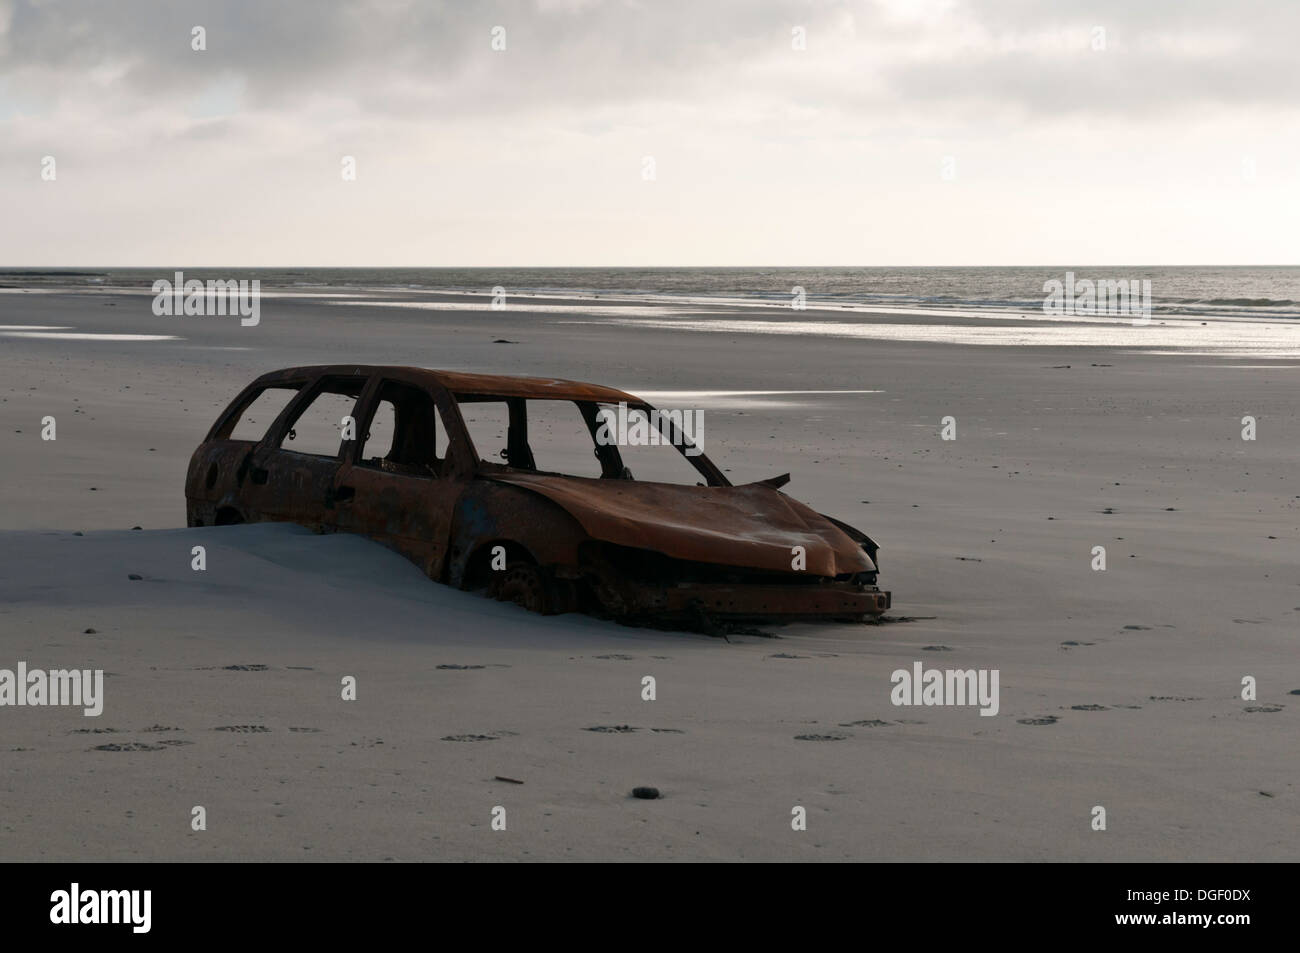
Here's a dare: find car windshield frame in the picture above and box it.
[451,393,729,487]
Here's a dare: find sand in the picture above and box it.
[0,287,1296,861]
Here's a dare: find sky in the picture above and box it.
[1,0,1297,266]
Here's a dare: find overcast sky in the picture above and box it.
[2,0,1297,266]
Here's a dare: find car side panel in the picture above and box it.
[446,481,588,587]
[331,461,462,579]
[185,438,256,524]
[242,445,342,531]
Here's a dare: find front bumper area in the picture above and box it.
[595,577,892,622]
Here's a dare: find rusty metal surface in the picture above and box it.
[484,472,875,577]
[250,365,642,404]
[186,365,892,625]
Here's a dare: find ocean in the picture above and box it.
[3,266,1298,321]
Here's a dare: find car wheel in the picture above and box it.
[488,562,555,615]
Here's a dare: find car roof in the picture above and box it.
[251,365,644,404]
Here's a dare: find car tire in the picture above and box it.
[488,561,557,615]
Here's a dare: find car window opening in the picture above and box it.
[228,385,301,442]
[279,379,365,458]
[359,381,447,477]
[454,394,708,486]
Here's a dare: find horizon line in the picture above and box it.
[4,263,1298,270]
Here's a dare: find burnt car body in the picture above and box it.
[186,365,891,625]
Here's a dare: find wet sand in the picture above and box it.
[1,287,1296,860]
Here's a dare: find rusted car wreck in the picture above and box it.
[186,366,890,626]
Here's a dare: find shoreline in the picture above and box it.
[4,269,1299,324]
[6,285,1300,357]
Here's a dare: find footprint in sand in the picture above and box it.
[1149,696,1201,702]
[839,719,893,727]
[794,732,849,741]
[140,725,182,732]
[223,664,270,671]
[158,739,194,746]
[92,742,166,752]
[69,727,120,734]
[437,664,486,670]
[1244,705,1283,713]
[288,727,321,733]
[1070,704,1109,711]
[594,654,636,661]
[767,653,809,659]
[586,725,639,733]
[1017,716,1059,726]
[212,725,271,733]
[650,728,685,734]
[442,733,504,742]
[922,645,953,652]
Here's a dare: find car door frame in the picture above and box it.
[332,374,466,580]
[244,370,369,531]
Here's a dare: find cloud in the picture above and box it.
[1,0,1296,265]
[4,0,1297,121]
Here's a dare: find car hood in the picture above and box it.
[485,472,875,576]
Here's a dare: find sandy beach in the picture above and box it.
[1,287,1296,861]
